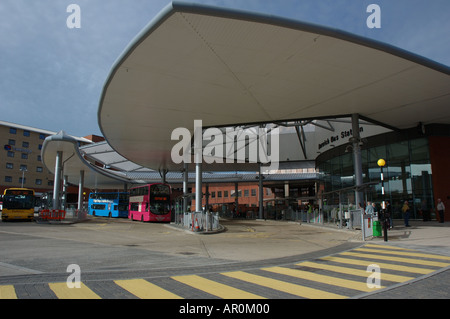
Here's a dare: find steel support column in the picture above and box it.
[52,151,63,210]
[351,114,364,209]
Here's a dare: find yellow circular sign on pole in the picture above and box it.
[377,159,386,167]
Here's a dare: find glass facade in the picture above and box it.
[317,135,434,221]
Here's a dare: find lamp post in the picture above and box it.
[377,159,388,242]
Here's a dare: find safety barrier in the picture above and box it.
[175,211,221,233]
[39,209,66,221]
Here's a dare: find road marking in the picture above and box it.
[222,271,347,299]
[0,285,17,299]
[262,266,382,292]
[322,255,435,274]
[172,275,265,299]
[354,247,450,261]
[341,251,450,268]
[115,279,182,299]
[297,261,415,283]
[48,282,101,299]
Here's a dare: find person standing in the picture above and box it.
[402,201,411,227]
[437,198,446,223]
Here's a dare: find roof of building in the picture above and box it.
[98,2,450,173]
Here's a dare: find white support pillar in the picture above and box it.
[53,151,63,210]
[183,163,188,213]
[258,163,264,219]
[351,114,364,209]
[77,170,84,211]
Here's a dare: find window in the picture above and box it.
[218,191,222,198]
[7,151,14,158]
[19,177,26,185]
[8,139,15,145]
[6,163,13,169]
[23,130,30,137]
[9,128,17,134]
[20,164,27,171]
[35,179,42,185]
[37,155,42,162]
[22,142,29,148]
[224,191,228,198]
[39,134,46,140]
[251,189,257,196]
[5,176,12,183]
[38,144,42,150]
[211,192,215,198]
[21,153,28,159]
[36,167,43,173]
[244,189,249,197]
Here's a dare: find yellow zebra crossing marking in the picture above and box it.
[48,282,101,299]
[0,285,17,299]
[115,279,182,299]
[172,275,265,299]
[222,271,347,299]
[321,255,435,274]
[262,266,384,292]
[297,261,415,283]
[340,251,450,268]
[354,247,450,261]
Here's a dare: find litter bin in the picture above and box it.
[373,221,382,237]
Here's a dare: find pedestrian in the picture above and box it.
[385,200,392,229]
[437,198,446,223]
[402,200,411,227]
[365,201,374,215]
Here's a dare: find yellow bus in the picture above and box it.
[1,188,35,221]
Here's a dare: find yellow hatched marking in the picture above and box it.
[297,261,414,283]
[49,282,101,299]
[322,256,435,275]
[172,275,265,299]
[115,279,182,299]
[341,251,450,268]
[222,271,346,299]
[355,247,450,261]
[0,285,17,299]
[364,244,414,251]
[262,266,382,292]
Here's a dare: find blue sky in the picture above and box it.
[1,0,449,137]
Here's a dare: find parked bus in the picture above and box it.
[1,188,35,221]
[129,183,171,222]
[88,192,129,218]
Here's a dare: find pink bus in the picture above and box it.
[128,183,171,222]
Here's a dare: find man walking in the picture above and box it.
[437,198,446,223]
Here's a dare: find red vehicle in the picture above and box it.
[128,183,171,222]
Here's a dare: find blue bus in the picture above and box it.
[88,192,129,218]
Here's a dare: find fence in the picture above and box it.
[173,211,221,233]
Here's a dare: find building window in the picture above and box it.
[22,141,29,148]
[39,134,46,140]
[37,155,42,162]
[6,163,13,169]
[218,191,222,198]
[251,189,257,196]
[8,139,15,145]
[38,144,42,150]
[23,130,30,137]
[7,151,14,158]
[9,128,17,134]
[48,180,54,186]
[224,191,228,198]
[211,192,215,198]
[244,189,249,197]
[21,153,28,159]
[5,176,12,183]
[20,164,27,171]
[36,167,43,173]
[35,179,42,185]
[19,177,26,185]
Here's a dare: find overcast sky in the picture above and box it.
[1,0,449,137]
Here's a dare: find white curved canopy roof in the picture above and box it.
[99,2,450,172]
